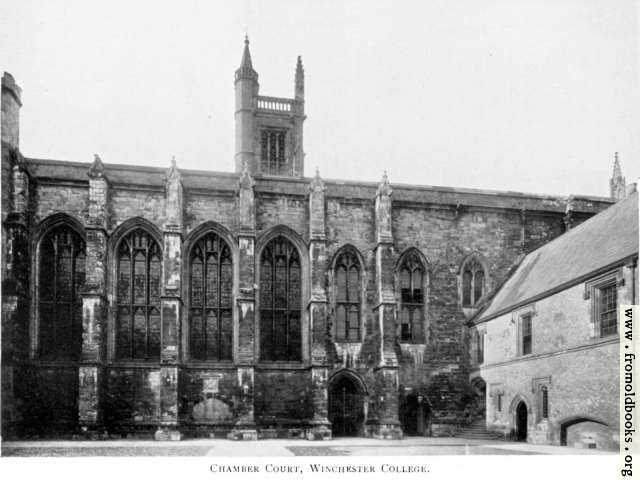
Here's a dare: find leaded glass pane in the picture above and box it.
[149,254,161,305]
[462,270,472,306]
[348,306,359,341]
[336,267,347,302]
[288,311,301,361]
[220,255,233,308]
[400,268,411,302]
[191,258,203,307]
[56,245,72,302]
[148,308,161,359]
[274,311,287,359]
[348,266,359,302]
[132,307,147,359]
[600,284,617,336]
[116,306,132,359]
[288,259,301,308]
[118,253,131,303]
[133,251,146,304]
[206,254,218,307]
[260,236,302,361]
[412,269,423,303]
[38,225,85,360]
[115,229,162,361]
[189,232,234,361]
[275,257,287,308]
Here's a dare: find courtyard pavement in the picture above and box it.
[0,436,615,456]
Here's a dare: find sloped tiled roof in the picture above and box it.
[477,191,638,322]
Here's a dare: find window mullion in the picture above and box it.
[129,248,134,359]
[217,252,223,361]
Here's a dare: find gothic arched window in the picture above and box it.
[115,229,162,360]
[189,232,233,361]
[38,225,85,360]
[462,257,485,307]
[334,249,361,342]
[259,236,301,361]
[398,250,425,343]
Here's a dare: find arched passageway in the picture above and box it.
[328,372,366,437]
[399,394,431,436]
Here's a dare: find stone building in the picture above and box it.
[0,39,626,441]
[469,189,637,449]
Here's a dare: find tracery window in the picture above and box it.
[398,250,425,343]
[115,229,162,360]
[38,225,85,360]
[189,232,233,361]
[260,236,301,361]
[334,249,361,342]
[260,129,286,175]
[462,257,485,307]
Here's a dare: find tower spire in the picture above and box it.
[610,152,626,201]
[235,35,258,83]
[295,55,304,100]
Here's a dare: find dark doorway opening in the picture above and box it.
[328,374,365,437]
[515,401,528,441]
[400,394,431,436]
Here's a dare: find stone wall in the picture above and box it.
[1,154,615,439]
[470,265,637,449]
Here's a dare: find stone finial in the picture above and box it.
[295,56,304,100]
[166,155,181,181]
[610,152,626,201]
[309,167,325,193]
[238,159,255,190]
[88,154,105,179]
[376,171,392,197]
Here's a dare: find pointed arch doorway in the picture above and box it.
[515,401,528,441]
[328,371,366,437]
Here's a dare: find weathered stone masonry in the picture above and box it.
[0,45,617,441]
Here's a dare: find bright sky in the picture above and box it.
[1,0,639,197]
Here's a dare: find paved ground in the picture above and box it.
[1,436,615,456]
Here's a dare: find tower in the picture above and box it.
[234,36,259,174]
[233,38,305,177]
[610,152,626,201]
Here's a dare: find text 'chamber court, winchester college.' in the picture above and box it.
[1,38,638,448]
